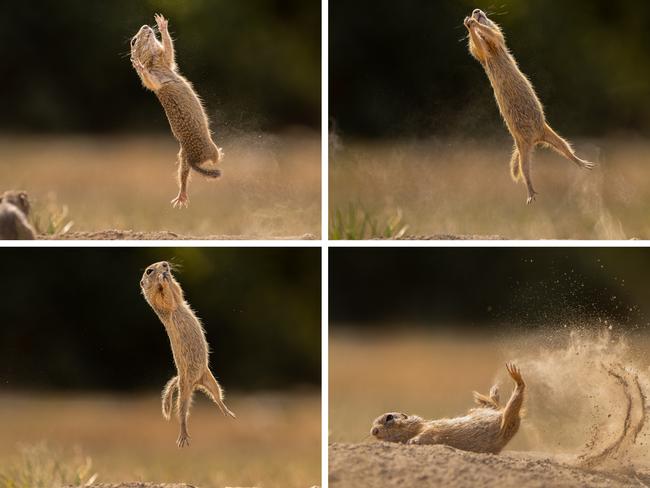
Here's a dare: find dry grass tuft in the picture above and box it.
[0,443,97,488]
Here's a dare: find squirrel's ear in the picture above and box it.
[401,413,408,419]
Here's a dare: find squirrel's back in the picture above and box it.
[156,76,219,165]
[483,50,546,140]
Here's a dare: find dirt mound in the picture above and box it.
[39,230,316,240]
[400,234,507,240]
[65,485,196,488]
[329,442,650,488]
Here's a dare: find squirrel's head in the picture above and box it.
[140,261,175,291]
[472,9,494,27]
[130,24,164,67]
[464,9,506,61]
[370,412,423,443]
[140,261,183,312]
[0,191,30,216]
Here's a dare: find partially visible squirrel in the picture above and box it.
[371,363,525,454]
[0,191,36,240]
[130,14,223,208]
[464,9,595,204]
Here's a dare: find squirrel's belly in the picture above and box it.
[486,62,545,139]
[434,412,502,453]
[166,313,209,377]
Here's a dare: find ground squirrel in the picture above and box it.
[370,363,525,454]
[0,191,36,240]
[464,9,595,204]
[130,14,223,208]
[140,261,236,447]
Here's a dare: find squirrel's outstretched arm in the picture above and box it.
[155,14,176,70]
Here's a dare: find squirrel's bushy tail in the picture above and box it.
[190,144,223,178]
[510,146,521,182]
[161,375,179,420]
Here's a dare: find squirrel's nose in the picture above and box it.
[371,427,379,436]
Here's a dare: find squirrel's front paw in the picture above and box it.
[155,13,168,31]
[407,436,422,445]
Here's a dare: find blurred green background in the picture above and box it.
[331,248,650,330]
[331,0,650,139]
[1,0,320,133]
[0,247,320,391]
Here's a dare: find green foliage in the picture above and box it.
[0,248,320,391]
[0,444,97,488]
[331,0,650,138]
[330,203,408,240]
[1,0,320,133]
[330,248,650,328]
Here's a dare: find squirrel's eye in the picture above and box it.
[131,37,137,46]
[162,262,168,268]
[385,414,394,423]
[146,269,153,275]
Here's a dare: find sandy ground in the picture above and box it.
[38,230,316,240]
[329,442,650,488]
[398,234,506,240]
[64,485,195,488]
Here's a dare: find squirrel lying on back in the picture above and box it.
[371,363,525,454]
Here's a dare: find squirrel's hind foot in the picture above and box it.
[177,432,190,448]
[579,159,597,171]
[171,192,189,209]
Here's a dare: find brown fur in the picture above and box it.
[370,363,525,454]
[0,191,36,240]
[464,9,595,204]
[130,14,223,209]
[140,261,235,448]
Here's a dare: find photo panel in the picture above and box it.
[330,247,650,487]
[330,0,650,240]
[0,1,321,241]
[0,247,321,487]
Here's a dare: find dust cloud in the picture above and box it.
[509,329,649,471]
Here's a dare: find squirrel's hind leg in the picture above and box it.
[171,149,190,209]
[199,370,236,419]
